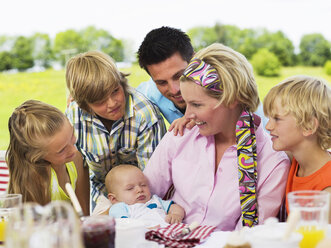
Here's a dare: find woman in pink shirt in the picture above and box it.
[143,43,290,231]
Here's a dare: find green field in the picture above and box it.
[1,65,330,150]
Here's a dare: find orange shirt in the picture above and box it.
[285,157,331,212]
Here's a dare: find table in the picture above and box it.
[196,224,331,248]
[196,231,231,247]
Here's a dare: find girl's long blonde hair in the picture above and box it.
[6,100,66,205]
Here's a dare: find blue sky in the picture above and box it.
[2,0,331,51]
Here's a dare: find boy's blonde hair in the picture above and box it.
[182,43,259,112]
[264,75,331,150]
[6,100,67,205]
[66,50,129,113]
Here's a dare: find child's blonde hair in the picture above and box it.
[264,75,331,150]
[6,100,67,205]
[66,50,129,113]
[182,43,259,112]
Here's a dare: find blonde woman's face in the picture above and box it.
[88,85,126,121]
[181,81,233,137]
[43,120,77,167]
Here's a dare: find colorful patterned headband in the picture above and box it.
[182,58,222,92]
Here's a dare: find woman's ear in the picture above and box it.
[303,117,318,137]
[108,193,118,204]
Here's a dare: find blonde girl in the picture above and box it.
[6,100,89,215]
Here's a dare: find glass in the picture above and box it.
[0,194,22,244]
[81,215,115,248]
[249,222,302,248]
[5,201,82,248]
[287,190,329,248]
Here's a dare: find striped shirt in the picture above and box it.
[66,87,166,209]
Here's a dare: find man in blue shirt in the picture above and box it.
[137,26,268,129]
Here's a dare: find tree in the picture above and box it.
[188,24,297,66]
[256,31,295,66]
[53,29,84,66]
[214,24,244,50]
[0,51,13,71]
[299,34,331,66]
[0,35,15,71]
[11,36,34,70]
[236,28,261,59]
[106,38,125,62]
[0,35,15,51]
[31,33,53,68]
[187,26,217,51]
[80,26,125,61]
[251,48,281,77]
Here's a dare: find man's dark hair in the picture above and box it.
[137,26,194,73]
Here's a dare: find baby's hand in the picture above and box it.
[165,213,183,224]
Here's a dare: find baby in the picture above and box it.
[105,164,185,228]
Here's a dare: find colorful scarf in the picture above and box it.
[181,58,222,92]
[236,110,258,227]
[182,58,258,227]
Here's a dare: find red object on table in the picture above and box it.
[145,223,216,248]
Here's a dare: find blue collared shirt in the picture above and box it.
[137,79,183,124]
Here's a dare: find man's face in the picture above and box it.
[146,52,188,111]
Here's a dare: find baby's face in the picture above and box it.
[114,168,152,205]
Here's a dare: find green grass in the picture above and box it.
[256,66,331,101]
[0,65,330,150]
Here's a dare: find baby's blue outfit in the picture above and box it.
[109,195,173,228]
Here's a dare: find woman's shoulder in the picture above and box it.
[162,126,202,145]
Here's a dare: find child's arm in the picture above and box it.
[74,152,90,216]
[168,116,195,136]
[165,203,185,224]
[108,202,129,218]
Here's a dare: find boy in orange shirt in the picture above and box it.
[263,75,331,220]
